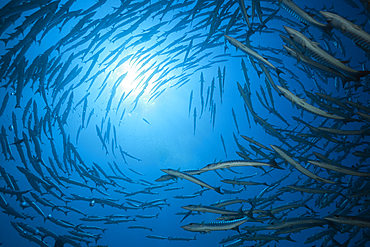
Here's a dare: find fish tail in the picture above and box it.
[268,159,284,170]
[354,71,370,82]
[276,68,284,76]
[322,25,333,36]
[246,202,254,219]
[95,234,102,244]
[266,209,276,219]
[214,186,223,194]
[342,117,363,124]
[286,234,296,242]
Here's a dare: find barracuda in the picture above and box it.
[221,179,269,186]
[238,0,252,29]
[271,145,336,184]
[277,85,354,122]
[324,215,370,227]
[284,26,370,81]
[160,169,223,194]
[309,160,370,177]
[320,11,370,53]
[181,216,249,233]
[200,159,283,172]
[182,204,246,216]
[266,216,328,230]
[316,127,370,135]
[240,135,272,151]
[281,185,338,195]
[211,198,251,208]
[277,0,332,35]
[283,45,352,82]
[224,35,282,75]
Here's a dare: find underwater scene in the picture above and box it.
[0,0,370,246]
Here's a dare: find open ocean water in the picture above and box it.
[0,0,369,246]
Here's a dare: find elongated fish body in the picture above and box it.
[277,85,348,121]
[193,107,197,135]
[271,145,336,184]
[266,217,328,230]
[240,135,272,151]
[160,169,222,194]
[270,203,310,214]
[224,35,281,74]
[284,26,370,81]
[188,90,193,117]
[238,0,252,29]
[220,134,227,157]
[282,185,337,194]
[324,215,370,228]
[283,45,350,82]
[182,204,244,215]
[201,160,283,172]
[320,11,370,53]
[155,169,205,182]
[168,236,196,241]
[211,198,250,208]
[316,127,370,135]
[308,160,370,177]
[146,235,167,240]
[277,0,332,35]
[181,216,248,233]
[222,180,269,186]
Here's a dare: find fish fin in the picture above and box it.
[322,25,333,36]
[339,59,351,64]
[231,226,241,235]
[266,209,276,219]
[215,186,223,195]
[237,205,244,214]
[276,68,284,75]
[354,71,370,82]
[268,159,283,170]
[246,202,254,219]
[181,210,192,222]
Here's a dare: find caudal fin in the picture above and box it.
[268,159,284,170]
[214,186,223,195]
[322,25,333,36]
[354,70,370,82]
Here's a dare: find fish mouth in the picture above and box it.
[319,11,332,23]
[283,26,290,33]
[283,26,295,36]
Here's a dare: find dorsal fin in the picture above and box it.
[339,59,351,64]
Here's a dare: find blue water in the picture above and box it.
[0,0,369,246]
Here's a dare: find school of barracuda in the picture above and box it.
[0,0,370,246]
